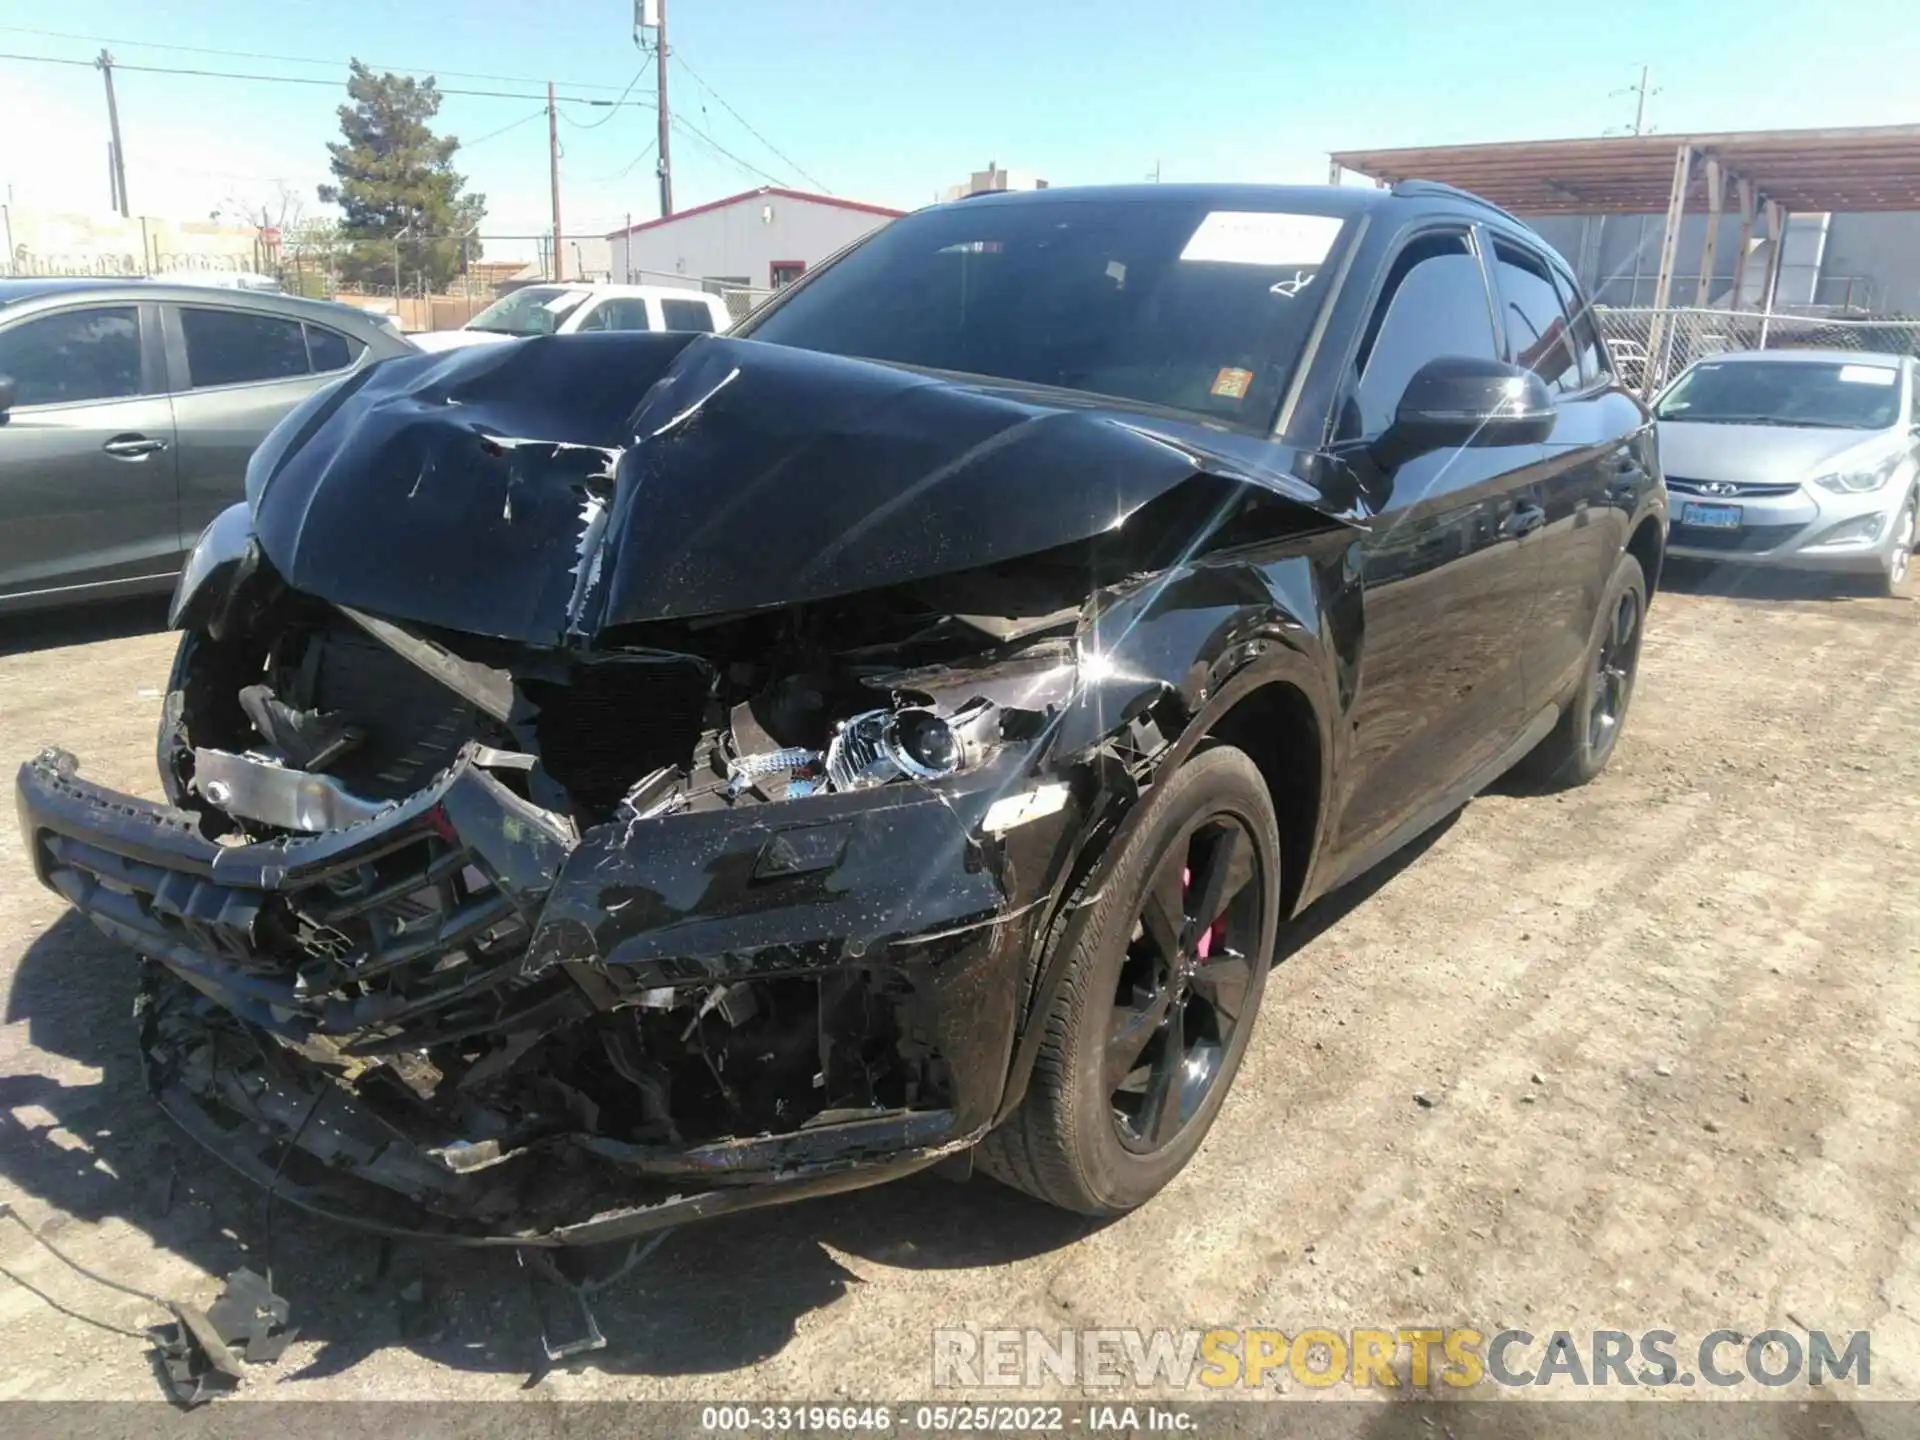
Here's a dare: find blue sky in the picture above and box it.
[4,0,1916,258]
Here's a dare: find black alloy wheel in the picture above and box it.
[1587,587,1642,756]
[1516,550,1649,790]
[976,743,1281,1215]
[1108,815,1264,1153]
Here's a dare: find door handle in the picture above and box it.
[1501,503,1546,539]
[102,434,168,459]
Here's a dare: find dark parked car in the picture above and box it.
[17,184,1665,1247]
[0,278,413,614]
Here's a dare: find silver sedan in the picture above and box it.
[1655,348,1918,597]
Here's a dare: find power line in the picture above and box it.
[672,113,790,189]
[672,52,829,194]
[0,50,648,105]
[581,141,659,186]
[561,66,650,130]
[460,109,551,150]
[0,23,641,94]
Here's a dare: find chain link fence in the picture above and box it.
[1595,306,1920,396]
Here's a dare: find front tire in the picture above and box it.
[978,745,1281,1214]
[1872,490,1916,600]
[1518,552,1648,790]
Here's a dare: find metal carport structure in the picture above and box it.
[1329,126,1920,391]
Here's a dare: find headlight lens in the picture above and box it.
[826,703,999,791]
[1814,454,1901,493]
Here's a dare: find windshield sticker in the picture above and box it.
[1210,367,1255,400]
[1838,365,1896,386]
[1270,270,1315,299]
[1181,211,1341,267]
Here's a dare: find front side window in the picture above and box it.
[0,306,142,406]
[1492,242,1579,393]
[742,198,1350,427]
[1349,233,1500,439]
[1655,360,1902,430]
[1550,266,1606,383]
[182,308,310,388]
[577,298,653,332]
[660,298,717,332]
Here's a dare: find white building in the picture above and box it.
[606,187,906,294]
[941,162,1049,204]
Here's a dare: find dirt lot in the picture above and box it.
[0,571,1915,1409]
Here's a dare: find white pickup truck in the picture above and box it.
[410,282,732,352]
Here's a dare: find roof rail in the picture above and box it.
[1390,178,1534,231]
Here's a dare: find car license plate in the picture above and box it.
[1681,502,1742,529]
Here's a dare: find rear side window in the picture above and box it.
[0,306,143,406]
[181,307,311,388]
[660,298,718,332]
[1349,232,1500,439]
[304,324,362,373]
[1492,242,1579,393]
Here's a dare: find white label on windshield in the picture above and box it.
[1180,211,1341,266]
[542,290,589,313]
[1838,364,1895,386]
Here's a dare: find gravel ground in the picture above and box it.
[0,570,1915,1411]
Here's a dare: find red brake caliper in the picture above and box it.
[1183,867,1222,959]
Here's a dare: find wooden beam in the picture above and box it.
[1726,177,1757,311]
[1759,201,1788,346]
[1645,144,1694,397]
[1695,158,1725,305]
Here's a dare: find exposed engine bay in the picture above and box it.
[142,563,1091,1166]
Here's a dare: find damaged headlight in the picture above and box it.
[826,704,995,791]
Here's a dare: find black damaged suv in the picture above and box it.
[18,183,1664,1244]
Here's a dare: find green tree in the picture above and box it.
[318,60,486,291]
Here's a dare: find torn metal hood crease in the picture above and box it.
[249,332,1361,646]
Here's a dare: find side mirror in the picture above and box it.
[1373,355,1556,466]
[0,374,16,420]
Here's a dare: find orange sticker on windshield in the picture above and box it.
[1211,367,1254,400]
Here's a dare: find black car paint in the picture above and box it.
[15,184,1665,1244]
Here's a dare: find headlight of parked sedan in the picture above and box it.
[1814,453,1902,494]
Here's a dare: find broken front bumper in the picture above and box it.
[17,746,1052,1245]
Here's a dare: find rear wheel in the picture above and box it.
[1872,490,1916,599]
[978,745,1281,1214]
[1517,552,1648,790]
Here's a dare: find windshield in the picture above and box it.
[740,198,1348,427]
[1655,359,1902,430]
[465,286,588,336]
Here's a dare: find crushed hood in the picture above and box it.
[249,332,1361,646]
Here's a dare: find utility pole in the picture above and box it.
[1609,65,1658,138]
[97,49,129,217]
[654,0,673,217]
[548,80,564,281]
